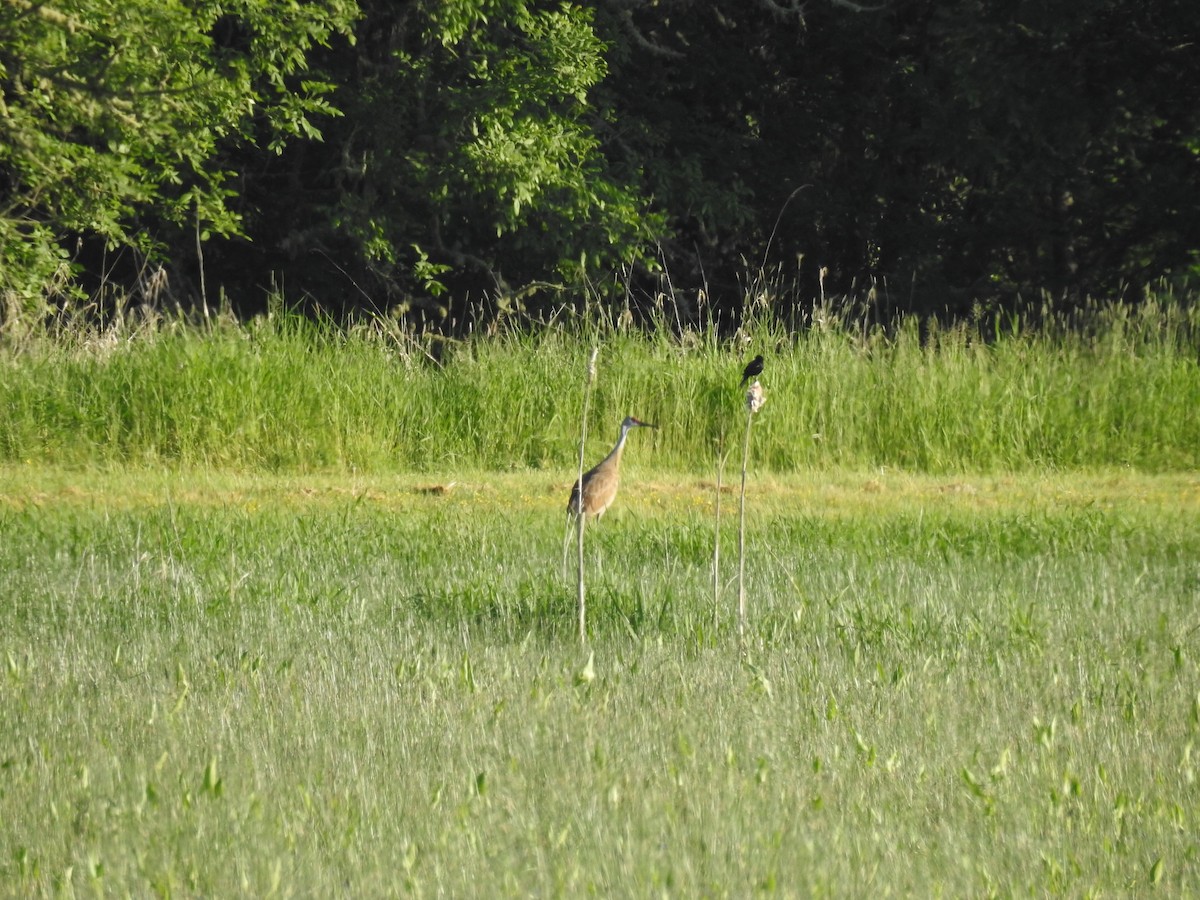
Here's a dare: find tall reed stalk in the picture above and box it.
[573,347,599,644]
[737,380,766,645]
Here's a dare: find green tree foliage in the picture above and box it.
[2,0,1197,328]
[599,0,1200,317]
[245,0,659,320]
[0,0,357,324]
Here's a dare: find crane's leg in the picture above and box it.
[587,526,605,581]
[576,509,586,643]
[561,515,574,580]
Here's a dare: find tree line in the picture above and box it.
[2,0,1197,332]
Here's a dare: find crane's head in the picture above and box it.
[622,415,656,431]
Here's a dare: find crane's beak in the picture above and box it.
[633,418,657,429]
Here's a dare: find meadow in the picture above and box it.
[1,293,1199,895]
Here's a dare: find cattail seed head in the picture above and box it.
[746,380,766,413]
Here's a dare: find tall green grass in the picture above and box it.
[1,289,1198,472]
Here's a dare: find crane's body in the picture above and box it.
[567,416,655,520]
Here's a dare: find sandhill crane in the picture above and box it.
[567,415,656,520]
[740,354,764,387]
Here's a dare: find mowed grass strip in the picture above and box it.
[2,468,1198,895]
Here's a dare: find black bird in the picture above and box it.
[740,354,764,387]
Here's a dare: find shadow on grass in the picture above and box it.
[379,576,726,648]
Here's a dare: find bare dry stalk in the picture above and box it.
[737,380,766,647]
[574,347,599,644]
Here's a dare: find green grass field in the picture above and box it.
[2,466,1198,895]
[2,299,1199,894]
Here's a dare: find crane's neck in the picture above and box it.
[605,422,633,465]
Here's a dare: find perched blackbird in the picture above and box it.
[740,354,764,387]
